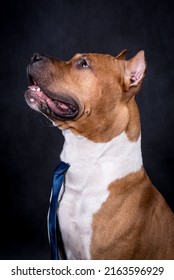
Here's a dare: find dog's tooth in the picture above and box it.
[30,98,35,103]
[37,87,41,92]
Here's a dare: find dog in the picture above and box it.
[25,49,174,259]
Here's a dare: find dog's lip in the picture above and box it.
[25,84,79,120]
[25,67,80,119]
[27,66,35,85]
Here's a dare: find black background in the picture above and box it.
[0,0,174,260]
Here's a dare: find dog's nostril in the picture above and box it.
[31,52,43,63]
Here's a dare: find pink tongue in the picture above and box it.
[57,101,69,110]
[28,85,71,112]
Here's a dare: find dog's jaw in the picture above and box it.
[25,84,80,121]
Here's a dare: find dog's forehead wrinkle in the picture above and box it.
[70,53,114,64]
[70,53,85,61]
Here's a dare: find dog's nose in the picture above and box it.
[31,52,44,63]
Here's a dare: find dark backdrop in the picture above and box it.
[0,0,174,260]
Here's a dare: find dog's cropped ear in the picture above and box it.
[116,49,128,60]
[124,50,146,94]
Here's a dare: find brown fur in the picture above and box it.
[91,168,174,259]
[25,50,174,259]
[26,52,143,142]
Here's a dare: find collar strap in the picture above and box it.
[47,161,70,260]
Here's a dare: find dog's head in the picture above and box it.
[25,50,146,141]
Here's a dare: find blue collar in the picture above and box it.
[47,161,70,260]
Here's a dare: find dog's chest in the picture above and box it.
[58,161,109,259]
[58,130,142,260]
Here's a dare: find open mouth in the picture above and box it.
[25,72,79,120]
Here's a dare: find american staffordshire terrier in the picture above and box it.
[25,50,174,259]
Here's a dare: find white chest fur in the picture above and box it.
[58,130,143,259]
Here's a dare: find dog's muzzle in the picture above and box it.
[25,53,79,120]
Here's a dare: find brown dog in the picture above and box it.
[25,50,174,259]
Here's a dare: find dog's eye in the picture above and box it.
[77,59,89,68]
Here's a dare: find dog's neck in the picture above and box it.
[60,98,143,174]
[60,128,143,179]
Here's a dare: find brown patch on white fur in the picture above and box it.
[90,168,174,259]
